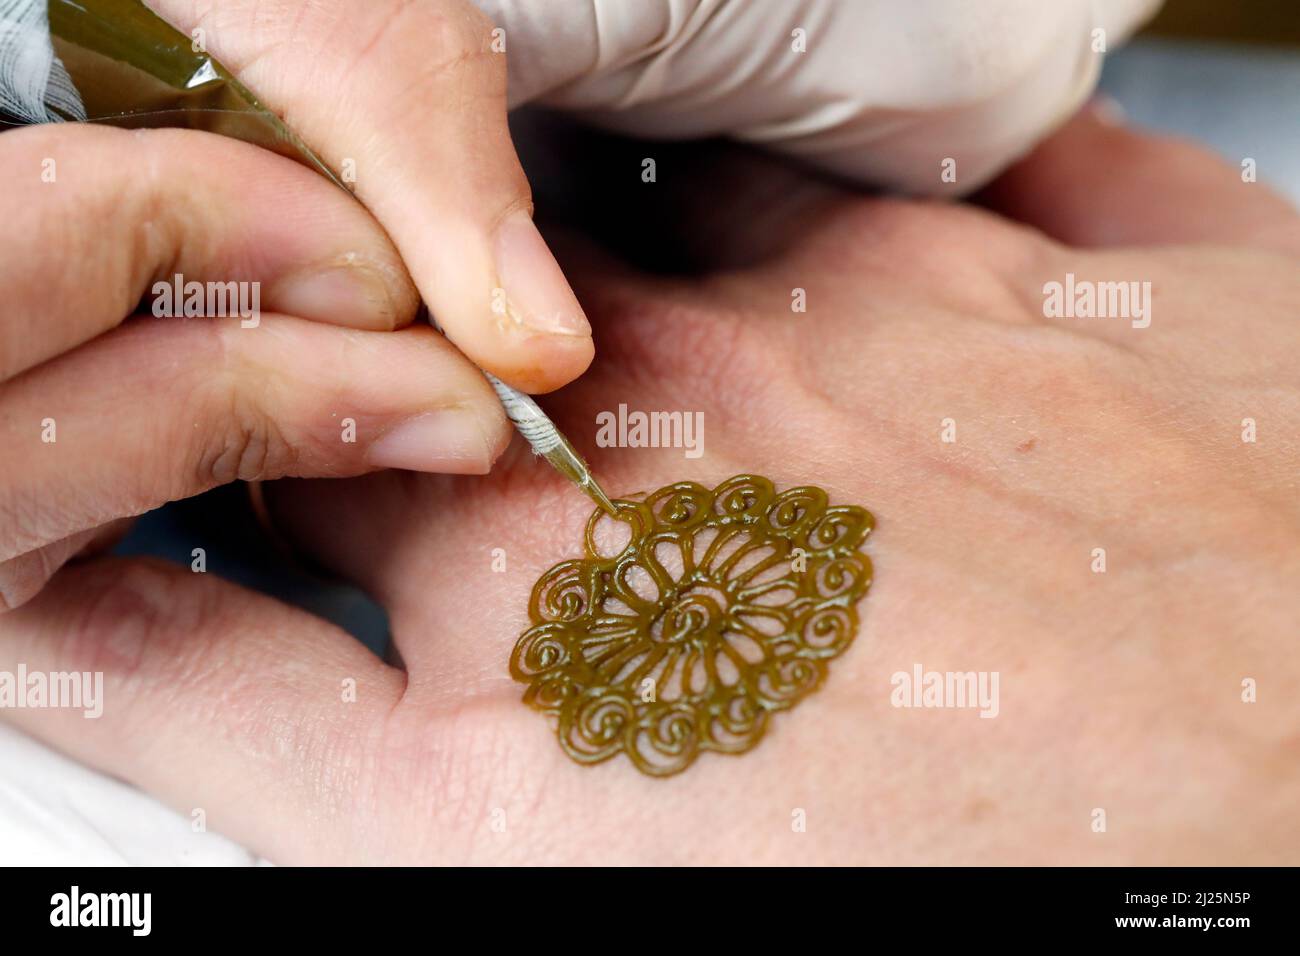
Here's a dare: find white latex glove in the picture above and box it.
[476,0,1162,194]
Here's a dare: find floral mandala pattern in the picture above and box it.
[510,475,875,776]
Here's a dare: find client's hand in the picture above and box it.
[2,108,1297,864]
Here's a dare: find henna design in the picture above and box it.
[511,475,874,776]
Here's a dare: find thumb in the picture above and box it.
[144,0,594,394]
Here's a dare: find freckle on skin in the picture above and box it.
[1016,437,1037,453]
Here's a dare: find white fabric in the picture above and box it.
[0,723,260,866]
[475,0,1162,194]
[0,0,85,122]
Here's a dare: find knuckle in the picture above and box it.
[49,559,238,732]
[199,401,296,486]
[188,347,298,489]
[58,560,187,681]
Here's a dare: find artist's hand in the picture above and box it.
[3,108,1297,863]
[144,0,599,395]
[0,123,512,611]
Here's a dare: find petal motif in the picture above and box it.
[512,475,875,776]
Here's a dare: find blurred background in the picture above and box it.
[1102,0,1300,202]
[1144,0,1300,45]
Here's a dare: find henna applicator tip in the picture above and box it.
[485,372,618,517]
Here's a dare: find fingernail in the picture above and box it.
[1088,94,1127,127]
[270,262,399,330]
[493,211,591,337]
[366,408,493,474]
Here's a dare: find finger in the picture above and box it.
[0,528,96,613]
[0,557,403,863]
[0,316,510,596]
[0,518,135,612]
[146,0,594,394]
[0,123,420,382]
[977,101,1300,255]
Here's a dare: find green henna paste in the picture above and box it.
[510,475,875,777]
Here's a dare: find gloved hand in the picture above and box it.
[477,0,1163,193]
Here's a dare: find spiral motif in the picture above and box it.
[529,560,593,622]
[511,475,875,776]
